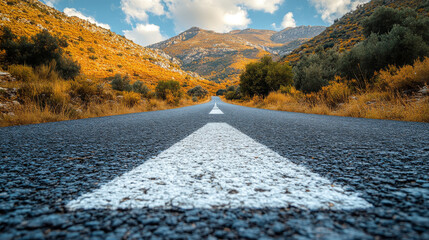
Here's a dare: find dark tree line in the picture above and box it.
[0,27,80,79]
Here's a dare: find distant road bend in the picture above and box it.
[1,97,428,239]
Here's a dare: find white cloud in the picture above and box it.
[309,0,370,23]
[43,0,60,7]
[164,0,253,33]
[281,12,296,28]
[241,0,284,14]
[120,0,284,33]
[123,23,166,46]
[121,0,165,23]
[64,8,111,30]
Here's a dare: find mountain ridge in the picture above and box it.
[149,25,325,82]
[0,0,220,92]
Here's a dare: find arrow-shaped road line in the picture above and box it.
[67,123,372,210]
[209,103,224,114]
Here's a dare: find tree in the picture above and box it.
[155,80,181,100]
[293,47,340,93]
[239,56,293,97]
[0,27,80,79]
[131,80,150,96]
[110,74,131,91]
[340,7,429,84]
[362,7,413,37]
[187,85,208,98]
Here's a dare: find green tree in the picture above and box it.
[155,80,181,100]
[187,85,208,98]
[362,7,414,37]
[110,74,131,91]
[340,7,429,85]
[131,80,150,95]
[240,56,293,97]
[293,47,340,93]
[0,27,80,79]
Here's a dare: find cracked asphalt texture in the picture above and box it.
[1,97,428,239]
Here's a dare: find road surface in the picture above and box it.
[0,97,428,239]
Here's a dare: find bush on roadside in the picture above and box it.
[7,64,35,82]
[131,80,150,96]
[155,80,182,100]
[240,56,293,97]
[187,85,208,98]
[122,91,140,107]
[110,74,131,91]
[0,27,81,79]
[216,89,227,96]
[376,57,429,92]
[70,78,98,103]
[320,80,351,107]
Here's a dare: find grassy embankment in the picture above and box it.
[0,65,209,127]
[224,58,429,123]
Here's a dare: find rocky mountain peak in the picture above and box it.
[271,25,326,43]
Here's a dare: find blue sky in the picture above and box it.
[43,0,369,46]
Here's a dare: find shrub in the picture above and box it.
[240,56,293,97]
[340,7,429,84]
[376,57,429,92]
[155,80,182,100]
[34,62,59,82]
[8,65,35,82]
[216,89,226,96]
[320,80,351,107]
[110,74,131,91]
[0,27,80,79]
[56,57,80,80]
[122,91,140,107]
[70,78,98,103]
[224,86,242,100]
[293,47,340,93]
[187,85,208,98]
[131,80,150,95]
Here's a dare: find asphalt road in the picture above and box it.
[0,97,428,239]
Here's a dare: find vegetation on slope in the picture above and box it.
[149,26,325,84]
[283,0,429,63]
[0,0,214,127]
[223,5,429,122]
[0,0,220,93]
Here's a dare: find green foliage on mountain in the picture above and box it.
[0,27,80,79]
[240,56,293,97]
[284,0,429,63]
[292,5,429,92]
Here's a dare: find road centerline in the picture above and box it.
[209,103,224,114]
[67,122,372,210]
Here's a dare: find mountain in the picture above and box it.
[0,0,219,92]
[283,0,429,63]
[271,26,327,44]
[149,26,325,82]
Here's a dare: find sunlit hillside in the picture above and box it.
[149,26,325,84]
[284,0,429,63]
[0,0,221,93]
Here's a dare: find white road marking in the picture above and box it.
[209,103,223,114]
[67,123,372,210]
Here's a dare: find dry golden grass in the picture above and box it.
[0,64,210,127]
[0,96,209,127]
[225,58,429,123]
[225,90,429,123]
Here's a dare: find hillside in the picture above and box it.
[149,26,325,83]
[283,0,429,63]
[0,0,220,93]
